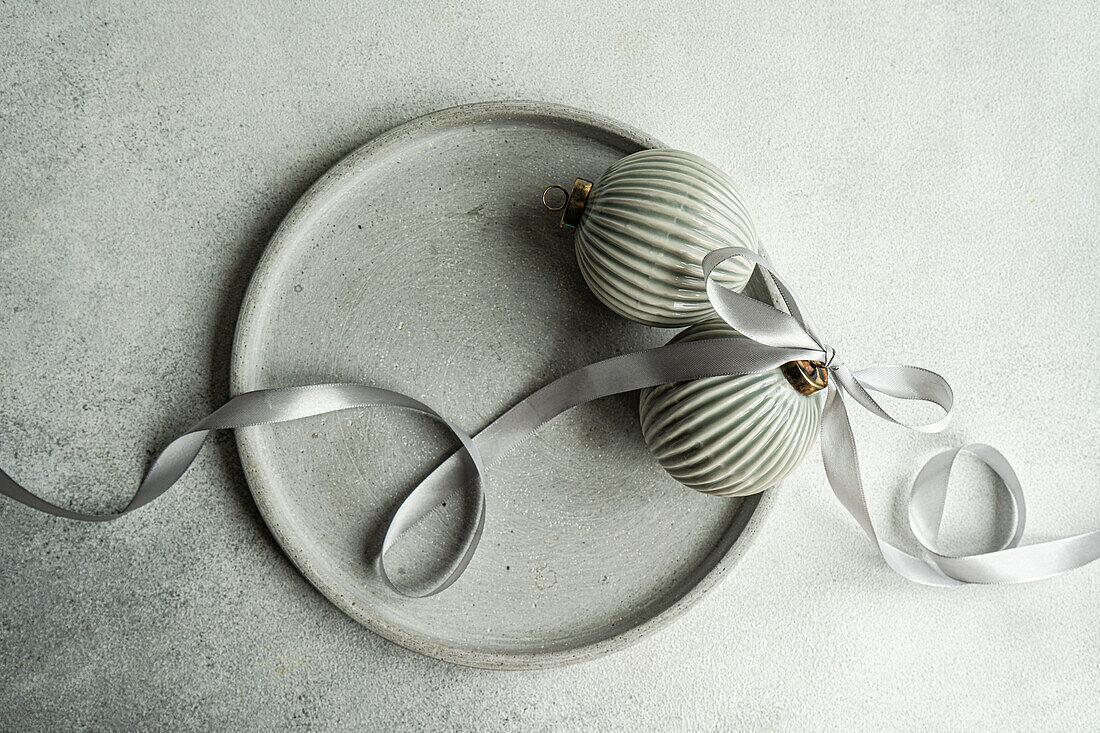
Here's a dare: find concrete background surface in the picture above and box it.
[1,1,1097,730]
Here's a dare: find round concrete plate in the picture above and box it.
[231,101,778,669]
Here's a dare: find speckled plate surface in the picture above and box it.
[230,101,779,669]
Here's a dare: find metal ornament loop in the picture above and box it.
[541,184,568,212]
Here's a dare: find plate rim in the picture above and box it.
[230,100,780,670]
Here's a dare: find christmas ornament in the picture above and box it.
[543,148,759,327]
[547,148,828,498]
[639,319,826,496]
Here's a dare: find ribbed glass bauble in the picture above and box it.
[573,149,759,327]
[639,320,825,496]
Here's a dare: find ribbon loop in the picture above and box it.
[909,444,1026,556]
[703,247,824,354]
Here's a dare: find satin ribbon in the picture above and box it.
[3,249,1098,595]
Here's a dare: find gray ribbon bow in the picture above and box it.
[703,248,1099,585]
[3,248,1098,594]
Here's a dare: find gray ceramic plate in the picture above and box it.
[231,101,779,669]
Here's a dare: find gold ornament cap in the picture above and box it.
[542,178,593,229]
[780,360,829,396]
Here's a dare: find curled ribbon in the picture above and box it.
[2,248,1098,594]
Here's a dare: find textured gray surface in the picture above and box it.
[1,1,1097,730]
